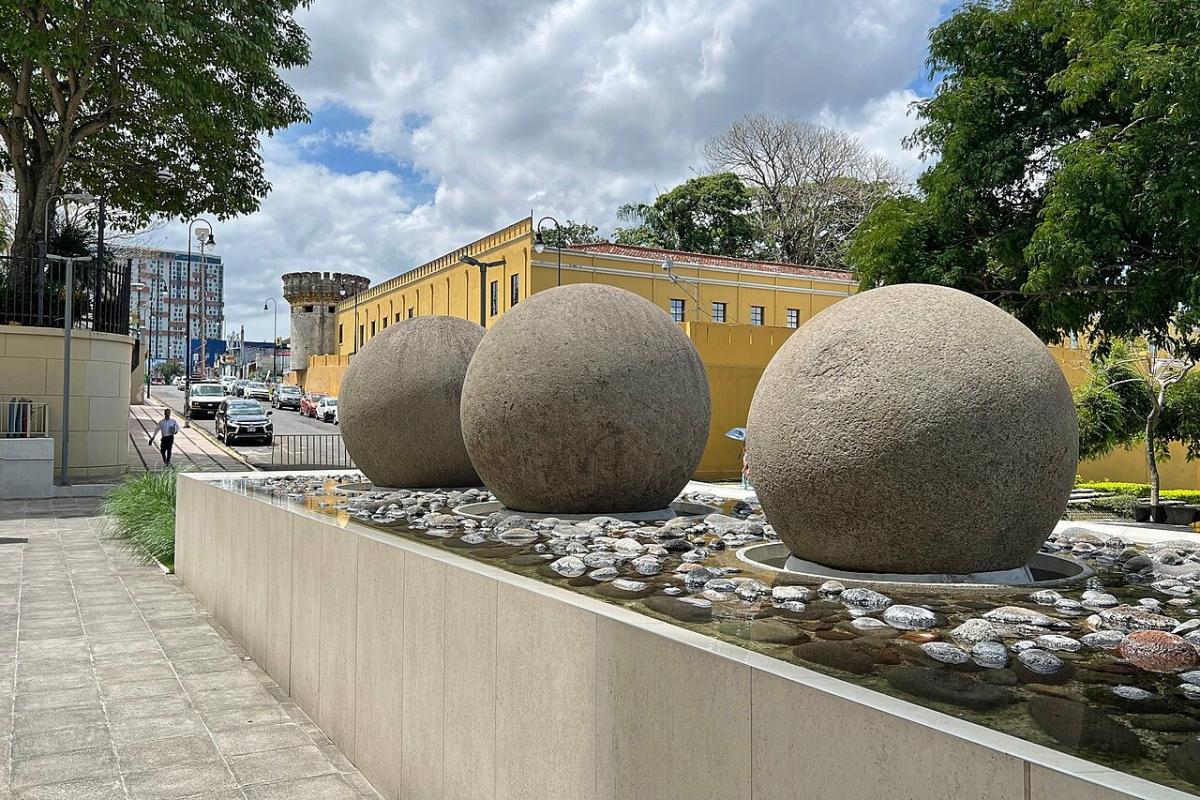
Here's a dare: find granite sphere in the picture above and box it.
[339,315,484,488]
[746,283,1078,575]
[460,284,710,513]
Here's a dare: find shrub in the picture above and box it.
[1089,494,1140,516]
[101,468,186,569]
[1076,481,1200,505]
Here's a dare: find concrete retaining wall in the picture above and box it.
[175,472,1187,800]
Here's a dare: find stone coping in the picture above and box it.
[2,323,135,344]
[181,471,1195,800]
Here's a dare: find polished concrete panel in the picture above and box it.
[176,474,1194,800]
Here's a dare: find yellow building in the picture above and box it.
[298,217,856,480]
[296,216,1199,488]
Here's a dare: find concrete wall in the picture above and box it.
[0,325,133,479]
[176,473,1188,800]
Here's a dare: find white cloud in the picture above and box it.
[158,0,942,339]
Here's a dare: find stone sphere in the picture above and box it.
[460,284,710,513]
[747,283,1078,575]
[340,315,484,488]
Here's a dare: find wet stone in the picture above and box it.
[950,619,1000,646]
[1118,630,1200,673]
[772,585,813,604]
[643,595,713,624]
[1081,630,1126,650]
[881,666,1014,711]
[882,605,944,631]
[1099,604,1179,633]
[983,605,1064,629]
[1028,695,1144,758]
[971,641,1009,670]
[1035,634,1082,653]
[920,642,970,665]
[1132,714,1200,733]
[793,640,875,675]
[839,587,892,611]
[719,619,809,646]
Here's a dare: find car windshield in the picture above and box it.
[325,399,338,406]
[229,401,263,415]
[248,382,266,389]
[280,387,300,395]
[192,385,223,396]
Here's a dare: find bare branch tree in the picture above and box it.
[704,114,905,268]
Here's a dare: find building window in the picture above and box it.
[359,325,364,346]
[382,317,387,329]
[786,308,799,328]
[750,306,764,326]
[711,302,726,323]
[510,274,519,306]
[490,280,499,316]
[328,305,336,314]
[407,308,414,319]
[669,298,685,322]
[370,320,376,337]
[395,313,401,324]
[338,324,343,344]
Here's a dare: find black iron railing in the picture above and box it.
[0,254,130,336]
[267,433,356,470]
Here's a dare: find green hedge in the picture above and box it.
[1077,481,1200,504]
[101,468,186,570]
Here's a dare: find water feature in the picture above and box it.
[231,471,1200,795]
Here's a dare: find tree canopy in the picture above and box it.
[614,172,757,257]
[847,0,1200,352]
[0,1,313,257]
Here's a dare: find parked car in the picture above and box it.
[150,376,164,386]
[272,385,303,410]
[232,379,250,397]
[175,376,186,391]
[300,392,328,418]
[215,399,273,445]
[315,396,338,423]
[185,382,225,419]
[220,376,237,394]
[244,381,271,401]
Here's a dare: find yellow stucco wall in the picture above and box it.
[0,326,134,479]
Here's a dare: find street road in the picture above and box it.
[148,385,347,468]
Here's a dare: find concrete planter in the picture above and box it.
[0,437,54,499]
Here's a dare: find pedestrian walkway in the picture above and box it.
[0,495,381,800]
[128,403,247,473]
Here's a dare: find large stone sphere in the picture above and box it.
[747,284,1078,575]
[340,315,484,488]
[460,284,711,513]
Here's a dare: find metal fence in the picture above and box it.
[266,433,356,470]
[1,400,49,438]
[0,254,131,336]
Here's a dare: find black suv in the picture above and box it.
[272,384,303,410]
[215,399,274,445]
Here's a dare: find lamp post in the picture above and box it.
[183,218,215,426]
[533,216,563,287]
[46,253,92,486]
[130,279,147,395]
[151,288,167,390]
[458,255,507,326]
[264,298,279,379]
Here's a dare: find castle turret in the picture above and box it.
[283,271,370,368]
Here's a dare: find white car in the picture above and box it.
[220,376,237,394]
[315,396,338,423]
[244,381,271,401]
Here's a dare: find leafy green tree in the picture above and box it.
[0,2,312,259]
[848,0,1200,352]
[158,360,182,382]
[538,219,606,248]
[614,173,757,257]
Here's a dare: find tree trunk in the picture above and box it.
[1146,389,1165,508]
[11,163,61,261]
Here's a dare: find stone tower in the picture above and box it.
[283,271,370,368]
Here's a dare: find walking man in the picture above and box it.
[148,408,180,466]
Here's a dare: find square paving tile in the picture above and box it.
[123,763,239,800]
[12,776,126,800]
[10,746,119,789]
[227,744,336,786]
[211,723,311,757]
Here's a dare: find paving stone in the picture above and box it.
[14,686,101,712]
[11,724,112,760]
[13,704,106,737]
[10,746,118,789]
[211,723,311,756]
[228,744,337,786]
[123,763,238,800]
[245,774,370,800]
[12,777,126,800]
[100,678,183,702]
[199,703,292,732]
[118,734,223,774]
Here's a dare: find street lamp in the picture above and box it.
[340,285,362,356]
[533,216,563,287]
[183,218,214,426]
[264,298,279,379]
[459,254,507,326]
[46,253,92,486]
[130,279,147,393]
[150,288,167,390]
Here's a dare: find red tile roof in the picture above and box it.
[567,242,854,281]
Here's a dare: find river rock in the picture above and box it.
[643,596,713,624]
[1081,630,1126,650]
[950,619,1001,646]
[971,641,1010,669]
[882,605,944,631]
[1027,696,1144,757]
[983,605,1064,628]
[793,640,876,675]
[1035,634,1082,653]
[549,556,586,578]
[1118,630,1200,673]
[1099,604,1178,633]
[839,587,893,611]
[881,666,1014,711]
[772,585,813,603]
[921,642,970,665]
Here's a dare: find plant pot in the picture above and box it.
[1165,504,1199,526]
[1134,504,1151,523]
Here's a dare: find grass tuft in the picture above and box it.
[101,468,188,570]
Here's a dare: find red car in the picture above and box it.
[300,392,328,418]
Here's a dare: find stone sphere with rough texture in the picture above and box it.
[747,283,1078,575]
[460,284,710,513]
[340,315,484,488]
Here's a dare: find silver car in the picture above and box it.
[244,381,271,401]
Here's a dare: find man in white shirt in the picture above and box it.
[148,408,180,466]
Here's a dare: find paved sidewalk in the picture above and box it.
[128,404,248,473]
[0,496,381,800]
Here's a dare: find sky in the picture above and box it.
[153,0,953,341]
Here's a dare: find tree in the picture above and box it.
[0,2,312,260]
[539,219,606,248]
[847,0,1200,353]
[157,360,182,382]
[1075,337,1200,507]
[613,173,758,257]
[705,114,904,268]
